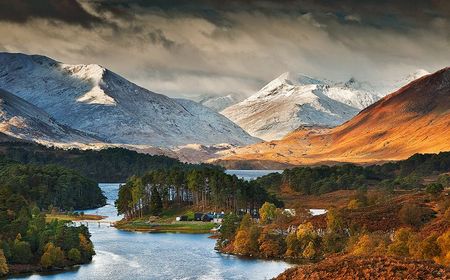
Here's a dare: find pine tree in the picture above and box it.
[150,186,163,216]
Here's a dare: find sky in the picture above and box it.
[0,0,449,99]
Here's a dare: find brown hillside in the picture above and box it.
[275,255,450,280]
[216,68,450,168]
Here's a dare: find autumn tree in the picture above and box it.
[435,229,450,266]
[350,233,389,256]
[258,227,286,258]
[233,214,253,255]
[259,202,276,224]
[285,233,301,258]
[79,234,95,262]
[40,243,65,268]
[0,249,8,276]
[388,228,415,257]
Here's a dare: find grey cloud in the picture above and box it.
[0,1,449,99]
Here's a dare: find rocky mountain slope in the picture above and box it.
[199,94,243,112]
[221,72,380,140]
[0,53,258,148]
[216,67,450,168]
[221,70,430,141]
[0,88,101,144]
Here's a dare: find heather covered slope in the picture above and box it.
[275,255,450,280]
[217,67,450,168]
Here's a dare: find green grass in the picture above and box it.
[115,220,216,233]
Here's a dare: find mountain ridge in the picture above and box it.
[215,67,450,168]
[0,52,259,148]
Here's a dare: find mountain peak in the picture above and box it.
[0,52,259,148]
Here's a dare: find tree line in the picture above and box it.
[0,142,186,182]
[0,156,106,211]
[218,201,450,266]
[261,151,450,195]
[115,167,283,219]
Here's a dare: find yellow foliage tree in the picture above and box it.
[0,249,8,276]
[302,241,316,260]
[388,228,415,257]
[435,229,450,266]
[234,229,251,255]
[259,202,277,224]
[351,233,388,256]
[40,242,65,268]
[347,199,361,210]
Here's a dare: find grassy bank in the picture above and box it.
[114,220,216,233]
[45,213,106,222]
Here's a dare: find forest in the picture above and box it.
[0,142,185,182]
[215,152,450,271]
[0,157,100,276]
[0,157,106,211]
[115,166,282,220]
[262,151,450,195]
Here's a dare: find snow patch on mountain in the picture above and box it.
[199,94,243,112]
[0,52,259,148]
[0,88,102,144]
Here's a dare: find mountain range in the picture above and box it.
[215,67,450,168]
[221,71,429,141]
[0,53,258,149]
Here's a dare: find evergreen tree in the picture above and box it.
[150,186,163,216]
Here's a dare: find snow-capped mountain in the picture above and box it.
[0,88,102,144]
[221,69,430,141]
[221,72,379,140]
[0,53,258,148]
[199,94,243,112]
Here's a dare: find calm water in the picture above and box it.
[13,181,291,280]
[225,170,282,181]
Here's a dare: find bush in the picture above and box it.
[398,204,427,228]
[426,183,444,196]
[68,248,81,263]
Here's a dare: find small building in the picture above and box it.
[194,213,204,221]
[202,214,214,222]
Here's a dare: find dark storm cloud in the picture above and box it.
[91,0,450,30]
[0,0,103,27]
[0,0,449,98]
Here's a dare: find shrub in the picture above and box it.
[398,204,427,228]
[426,183,444,196]
[347,199,362,210]
[68,248,81,263]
